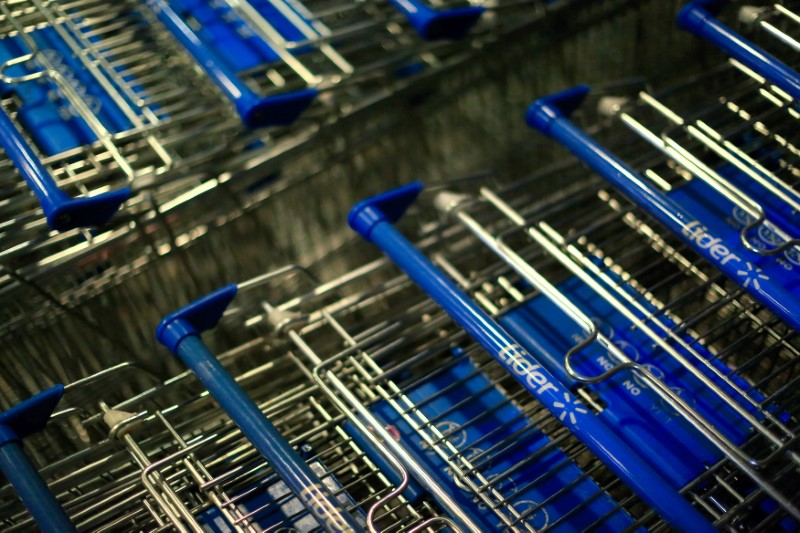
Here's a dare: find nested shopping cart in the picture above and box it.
[350,6,798,529]
[0,0,524,263]
[349,148,800,529]
[129,231,716,530]
[0,0,600,410]
[0,321,457,532]
[143,0,516,130]
[0,0,248,235]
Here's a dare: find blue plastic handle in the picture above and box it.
[0,385,74,533]
[145,0,317,128]
[348,183,716,533]
[0,108,129,231]
[157,286,362,533]
[527,85,800,332]
[387,0,485,40]
[678,0,800,101]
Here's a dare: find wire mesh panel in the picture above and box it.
[738,1,800,52]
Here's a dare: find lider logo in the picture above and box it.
[552,392,588,425]
[737,262,769,290]
[682,221,742,266]
[497,344,558,396]
[497,344,591,426]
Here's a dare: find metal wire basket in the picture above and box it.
[0,338,452,531]
[347,148,799,529]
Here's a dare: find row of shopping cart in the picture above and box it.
[1,0,799,532]
[0,0,573,405]
[0,0,535,235]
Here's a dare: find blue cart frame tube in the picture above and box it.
[170,334,361,533]
[349,192,716,532]
[147,0,264,123]
[0,384,75,532]
[0,442,74,532]
[678,2,800,101]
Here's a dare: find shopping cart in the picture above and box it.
[130,248,706,531]
[350,154,800,529]
[0,0,246,235]
[0,328,456,532]
[525,77,800,324]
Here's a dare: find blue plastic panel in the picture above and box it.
[369,356,639,532]
[0,27,134,156]
[167,0,284,71]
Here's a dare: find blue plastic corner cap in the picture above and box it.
[348,181,424,241]
[239,89,319,129]
[156,283,238,354]
[414,7,486,41]
[0,385,64,445]
[677,0,728,31]
[47,188,131,231]
[526,84,591,135]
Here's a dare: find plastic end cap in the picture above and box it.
[413,7,486,41]
[46,188,131,232]
[156,284,238,354]
[0,385,64,445]
[677,1,728,31]
[348,181,424,242]
[526,85,591,136]
[239,89,319,129]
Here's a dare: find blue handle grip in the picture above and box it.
[388,0,485,40]
[145,0,317,128]
[678,0,800,101]
[0,443,73,533]
[348,183,716,533]
[527,85,800,332]
[157,286,362,533]
[0,108,129,231]
[0,385,74,533]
